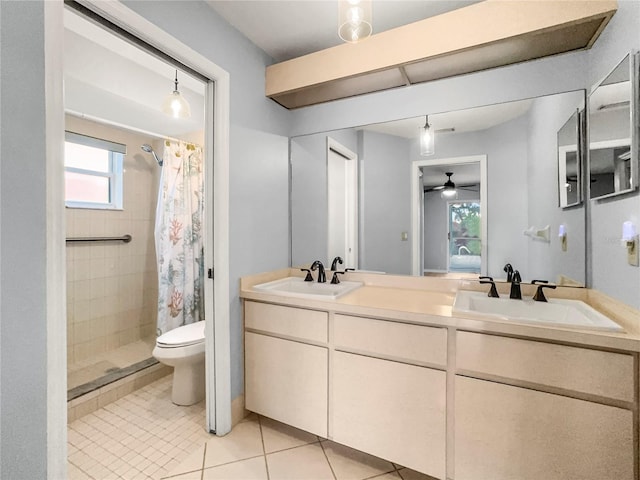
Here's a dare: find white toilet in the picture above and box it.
[152,321,205,406]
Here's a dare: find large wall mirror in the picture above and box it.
[291,90,587,286]
[588,52,639,199]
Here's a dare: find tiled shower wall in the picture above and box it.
[65,115,161,365]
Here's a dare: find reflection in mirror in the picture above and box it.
[588,53,638,199]
[557,110,582,208]
[422,161,484,276]
[290,90,586,285]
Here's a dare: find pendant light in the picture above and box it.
[420,115,435,156]
[338,0,372,43]
[441,172,458,199]
[161,70,191,119]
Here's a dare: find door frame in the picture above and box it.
[411,155,487,276]
[326,137,358,268]
[46,1,231,473]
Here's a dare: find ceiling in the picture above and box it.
[205,0,481,62]
[64,8,206,140]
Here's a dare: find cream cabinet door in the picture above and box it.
[245,332,328,437]
[332,351,446,479]
[455,376,634,480]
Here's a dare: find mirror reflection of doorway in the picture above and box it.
[327,138,358,268]
[413,155,487,277]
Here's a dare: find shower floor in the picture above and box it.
[68,337,156,397]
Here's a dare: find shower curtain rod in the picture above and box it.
[65,109,182,144]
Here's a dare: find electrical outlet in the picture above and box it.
[401,232,408,241]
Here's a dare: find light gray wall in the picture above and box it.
[423,117,530,278]
[290,129,357,267]
[525,92,586,284]
[1,2,49,477]
[586,0,640,308]
[360,131,412,274]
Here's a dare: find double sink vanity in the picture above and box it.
[241,269,639,480]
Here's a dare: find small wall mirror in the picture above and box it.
[558,109,582,208]
[588,52,639,199]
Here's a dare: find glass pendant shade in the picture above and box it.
[338,0,372,43]
[161,71,191,119]
[420,116,435,156]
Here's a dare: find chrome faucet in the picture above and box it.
[310,260,326,283]
[330,256,343,271]
[509,270,522,299]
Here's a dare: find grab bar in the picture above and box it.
[66,234,132,244]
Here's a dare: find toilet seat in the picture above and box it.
[156,321,205,348]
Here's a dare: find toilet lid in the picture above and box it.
[157,321,205,347]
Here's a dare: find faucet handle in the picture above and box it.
[532,280,556,302]
[331,256,344,271]
[330,271,346,284]
[300,268,313,282]
[503,263,514,282]
[479,276,499,298]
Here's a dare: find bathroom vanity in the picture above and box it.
[241,269,639,480]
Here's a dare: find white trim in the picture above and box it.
[411,155,487,276]
[79,0,233,437]
[45,3,68,478]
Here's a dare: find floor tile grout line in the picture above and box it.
[319,439,338,480]
[257,415,271,480]
[263,439,322,456]
[200,453,267,472]
[200,442,207,480]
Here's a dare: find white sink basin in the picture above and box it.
[453,290,624,332]
[253,276,363,300]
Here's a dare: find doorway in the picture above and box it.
[44,4,232,473]
[327,137,358,268]
[411,155,487,276]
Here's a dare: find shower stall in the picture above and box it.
[65,115,166,405]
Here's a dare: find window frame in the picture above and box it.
[64,131,125,210]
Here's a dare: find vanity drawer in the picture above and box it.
[456,331,635,402]
[244,301,328,342]
[334,314,447,367]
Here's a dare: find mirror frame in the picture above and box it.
[588,51,640,200]
[557,109,583,208]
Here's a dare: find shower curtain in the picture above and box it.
[155,140,205,336]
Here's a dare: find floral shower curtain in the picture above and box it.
[155,140,205,336]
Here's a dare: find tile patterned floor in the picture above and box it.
[68,375,436,480]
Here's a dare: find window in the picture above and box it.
[448,201,481,273]
[64,132,124,209]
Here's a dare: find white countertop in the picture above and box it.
[240,269,640,353]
